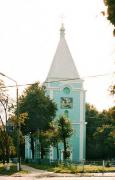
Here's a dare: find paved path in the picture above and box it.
[0,176,115,180]
[20,165,76,178]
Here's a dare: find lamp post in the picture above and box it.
[0,72,21,171]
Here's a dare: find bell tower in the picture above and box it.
[44,24,86,161]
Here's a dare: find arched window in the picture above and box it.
[64,110,69,118]
[63,87,70,94]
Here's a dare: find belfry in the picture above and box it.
[25,24,86,161]
[44,24,86,161]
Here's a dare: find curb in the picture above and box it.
[13,172,115,178]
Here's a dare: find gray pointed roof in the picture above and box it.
[46,24,80,82]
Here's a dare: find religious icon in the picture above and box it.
[60,97,73,108]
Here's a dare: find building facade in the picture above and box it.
[25,24,86,161]
[44,24,86,161]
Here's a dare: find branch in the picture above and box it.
[0,115,5,128]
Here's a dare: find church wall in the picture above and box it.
[46,82,82,123]
[83,91,86,160]
[70,124,80,161]
[45,81,85,161]
[83,124,86,160]
[43,24,86,161]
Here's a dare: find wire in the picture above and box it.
[45,72,114,83]
[0,72,114,88]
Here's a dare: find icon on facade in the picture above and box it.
[60,97,73,109]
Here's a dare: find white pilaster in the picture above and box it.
[79,90,84,161]
[49,89,53,99]
[50,146,53,160]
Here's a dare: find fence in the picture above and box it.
[24,158,115,172]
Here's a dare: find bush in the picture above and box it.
[105,161,111,167]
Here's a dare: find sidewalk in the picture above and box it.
[13,164,115,178]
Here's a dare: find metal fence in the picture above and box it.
[24,158,115,167]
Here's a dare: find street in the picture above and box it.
[0,176,115,180]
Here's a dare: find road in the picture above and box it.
[0,176,115,180]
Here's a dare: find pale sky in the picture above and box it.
[0,0,115,111]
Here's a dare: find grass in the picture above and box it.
[25,162,115,174]
[0,163,28,176]
[1,162,115,175]
[54,164,115,173]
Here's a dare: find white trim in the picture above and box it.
[45,79,83,84]
[60,84,72,91]
[50,146,53,160]
[47,87,85,92]
[72,122,80,125]
[61,150,63,161]
[49,89,53,99]
[73,88,84,92]
[70,149,72,160]
[47,87,60,90]
[80,91,84,161]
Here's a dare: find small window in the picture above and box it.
[63,87,70,94]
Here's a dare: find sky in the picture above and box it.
[0,0,115,111]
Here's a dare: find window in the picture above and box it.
[63,87,70,94]
[64,110,69,118]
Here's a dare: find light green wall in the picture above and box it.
[25,81,86,161]
[45,80,86,161]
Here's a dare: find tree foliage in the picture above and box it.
[86,104,100,160]
[102,1,115,112]
[18,82,57,133]
[109,84,115,95]
[86,103,115,160]
[17,82,57,159]
[57,116,73,160]
[37,116,73,161]
[104,0,115,36]
[39,121,61,160]
[0,79,15,163]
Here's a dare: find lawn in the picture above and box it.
[25,162,115,174]
[1,162,115,175]
[0,163,28,176]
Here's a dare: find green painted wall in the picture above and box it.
[45,80,86,161]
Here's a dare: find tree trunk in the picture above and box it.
[2,150,5,164]
[63,138,67,160]
[6,135,10,163]
[6,147,9,163]
[40,143,45,159]
[56,143,59,161]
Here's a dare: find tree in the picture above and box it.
[17,82,57,159]
[9,112,28,159]
[86,103,100,160]
[86,103,115,160]
[95,107,115,159]
[109,84,115,95]
[41,121,61,160]
[0,79,14,164]
[18,82,57,132]
[104,0,115,36]
[103,1,115,117]
[38,117,73,161]
[57,116,73,160]
[37,130,50,159]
